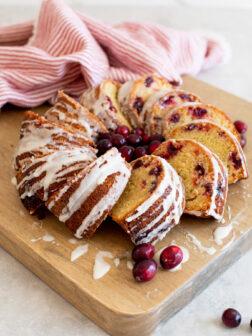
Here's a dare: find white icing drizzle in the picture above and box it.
[127,156,184,245]
[214,224,233,245]
[126,260,134,270]
[71,244,88,262]
[228,205,232,221]
[19,210,25,217]
[30,233,55,243]
[93,251,113,280]
[68,238,78,244]
[113,258,120,267]
[11,177,17,186]
[118,80,134,106]
[187,233,216,255]
[221,233,236,251]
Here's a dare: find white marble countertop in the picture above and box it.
[0,3,251,336]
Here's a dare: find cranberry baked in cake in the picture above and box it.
[47,148,131,239]
[153,139,228,220]
[141,90,202,135]
[45,91,107,142]
[112,155,185,245]
[163,103,241,143]
[118,74,173,128]
[80,79,131,131]
[169,120,248,184]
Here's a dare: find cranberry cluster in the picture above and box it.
[234,120,248,148]
[131,243,183,282]
[96,125,164,162]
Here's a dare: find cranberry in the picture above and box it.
[170,113,180,123]
[229,152,242,169]
[127,134,142,146]
[119,145,134,162]
[142,134,150,144]
[149,134,164,142]
[97,139,112,154]
[133,97,144,114]
[149,140,161,153]
[179,93,192,101]
[132,127,145,136]
[145,76,154,87]
[98,132,112,141]
[234,120,247,134]
[160,245,183,270]
[192,107,207,118]
[132,243,155,261]
[134,146,148,159]
[115,125,130,138]
[195,164,205,176]
[240,135,246,148]
[133,259,157,282]
[222,308,241,328]
[161,95,176,107]
[111,134,126,148]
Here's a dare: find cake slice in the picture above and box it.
[15,111,94,169]
[80,79,131,130]
[169,120,248,184]
[16,146,97,214]
[163,103,241,143]
[112,155,185,245]
[153,139,228,220]
[118,74,173,128]
[141,90,202,135]
[45,91,107,141]
[46,148,131,239]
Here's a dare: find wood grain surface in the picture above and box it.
[0,76,251,336]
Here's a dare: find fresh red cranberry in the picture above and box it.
[142,134,150,145]
[133,97,144,114]
[134,146,148,159]
[149,134,164,142]
[119,145,134,162]
[127,134,142,147]
[132,127,145,136]
[97,139,113,154]
[111,134,126,148]
[222,308,241,328]
[145,76,154,87]
[115,125,130,138]
[160,245,183,270]
[240,135,246,148]
[132,243,155,261]
[98,132,112,141]
[149,140,161,153]
[133,259,157,282]
[234,120,247,134]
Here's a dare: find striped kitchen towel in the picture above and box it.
[0,0,229,109]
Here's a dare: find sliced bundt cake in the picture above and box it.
[169,120,248,184]
[15,111,94,170]
[46,148,131,239]
[80,79,131,131]
[16,146,97,214]
[118,74,173,128]
[141,90,202,135]
[45,91,107,141]
[112,155,185,245]
[153,139,228,220]
[163,103,241,143]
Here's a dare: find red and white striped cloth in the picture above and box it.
[0,0,228,109]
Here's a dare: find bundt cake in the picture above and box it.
[118,74,173,128]
[112,155,185,245]
[80,79,131,131]
[14,111,97,214]
[153,139,228,220]
[46,148,131,239]
[45,91,107,141]
[15,110,94,170]
[141,90,202,135]
[163,103,241,143]
[169,120,248,184]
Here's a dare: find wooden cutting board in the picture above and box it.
[0,76,251,336]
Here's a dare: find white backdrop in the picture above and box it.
[0,0,252,7]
